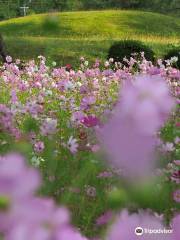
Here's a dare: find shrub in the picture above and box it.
[107,40,155,63]
[164,48,180,69]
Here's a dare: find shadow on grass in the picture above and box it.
[4,37,111,65]
[0,15,76,38]
[4,37,175,66]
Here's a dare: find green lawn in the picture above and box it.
[0,10,180,64]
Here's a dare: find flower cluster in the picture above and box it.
[0,55,178,160]
[0,55,179,239]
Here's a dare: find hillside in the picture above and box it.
[0,10,179,64]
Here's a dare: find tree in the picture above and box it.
[0,0,179,20]
[0,34,7,62]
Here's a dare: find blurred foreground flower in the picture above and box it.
[99,75,175,178]
[171,214,180,240]
[106,210,171,240]
[0,153,88,240]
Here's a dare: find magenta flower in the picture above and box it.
[81,115,100,128]
[66,64,72,71]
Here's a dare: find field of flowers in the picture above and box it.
[0,53,179,239]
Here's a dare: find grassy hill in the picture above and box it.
[0,10,179,65]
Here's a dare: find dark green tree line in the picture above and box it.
[0,0,179,20]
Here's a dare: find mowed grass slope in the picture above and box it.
[0,10,180,64]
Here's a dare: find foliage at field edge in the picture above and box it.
[0,0,179,20]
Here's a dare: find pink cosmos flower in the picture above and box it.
[171,171,180,184]
[148,67,161,75]
[106,210,170,240]
[15,59,21,64]
[0,153,40,200]
[0,154,41,233]
[71,111,85,122]
[34,141,45,153]
[56,226,88,240]
[67,136,78,154]
[2,198,72,240]
[40,118,57,136]
[97,171,113,178]
[162,142,175,152]
[11,90,18,104]
[122,75,174,134]
[174,137,180,145]
[26,101,43,117]
[96,211,113,226]
[80,96,96,110]
[99,75,174,178]
[91,144,100,153]
[0,153,88,240]
[6,56,12,63]
[173,189,180,203]
[93,59,100,68]
[85,186,96,198]
[171,214,180,240]
[174,160,180,166]
[80,85,88,94]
